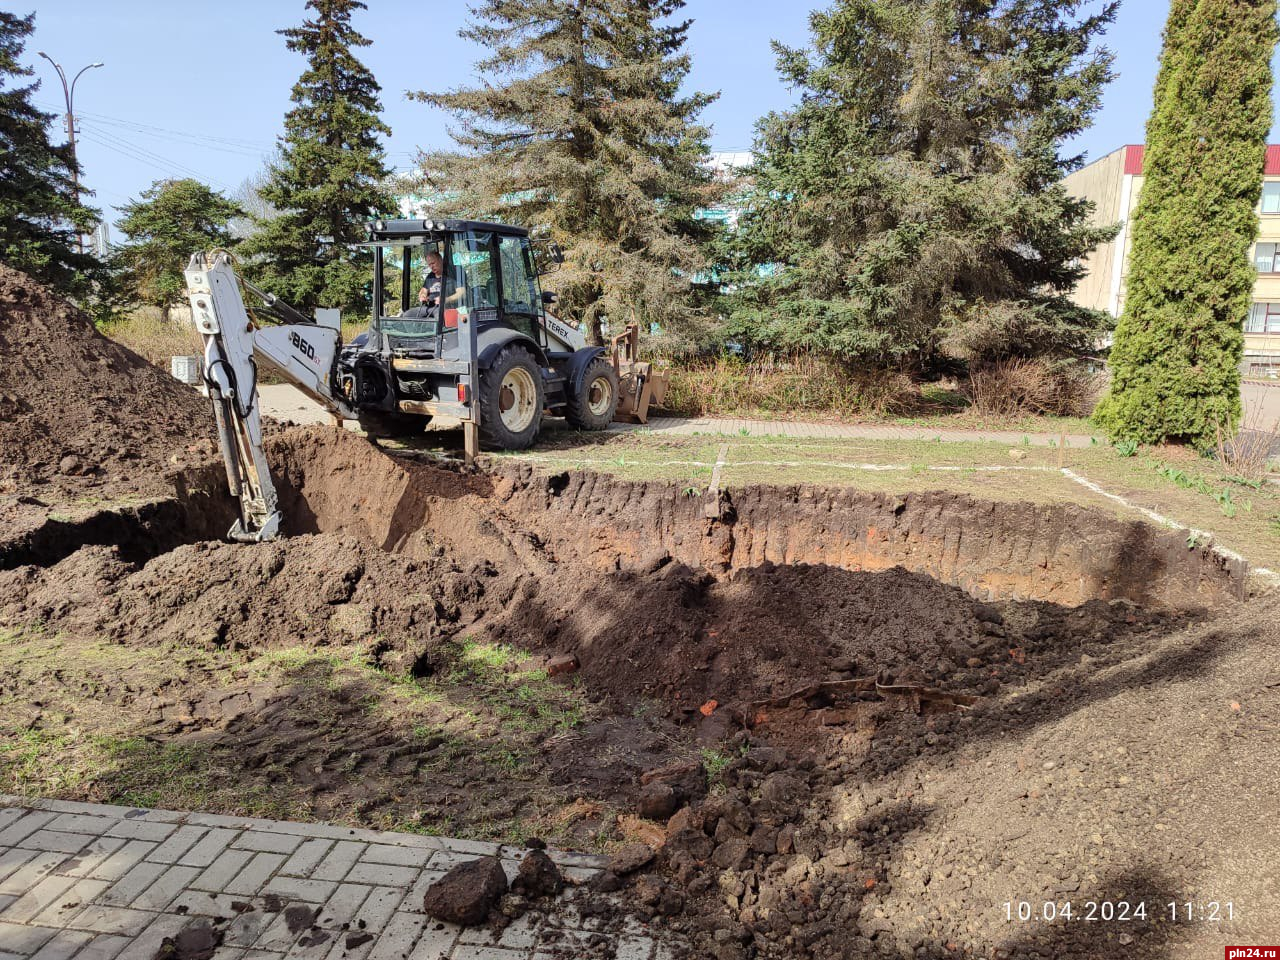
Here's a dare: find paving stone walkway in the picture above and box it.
[0,798,669,960]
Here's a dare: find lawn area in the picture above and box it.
[0,627,613,845]
[475,424,1280,573]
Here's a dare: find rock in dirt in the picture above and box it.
[546,653,579,677]
[57,454,87,476]
[607,842,656,876]
[422,856,509,926]
[634,874,684,917]
[153,922,222,960]
[511,849,563,897]
[638,781,679,820]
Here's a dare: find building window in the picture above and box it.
[1257,242,1279,273]
[1246,302,1280,333]
[1263,182,1280,215]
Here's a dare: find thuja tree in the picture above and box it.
[723,0,1118,370]
[1095,0,1277,444]
[241,0,395,317]
[412,0,723,347]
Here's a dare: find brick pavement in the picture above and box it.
[0,798,674,960]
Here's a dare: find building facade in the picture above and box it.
[1064,144,1280,376]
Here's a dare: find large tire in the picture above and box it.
[478,345,544,450]
[565,355,620,431]
[357,410,431,439]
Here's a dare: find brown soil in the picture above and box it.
[0,266,215,549]
[1,273,1278,957]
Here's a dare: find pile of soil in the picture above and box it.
[627,592,1280,958]
[0,265,210,497]
[481,559,1191,727]
[0,533,499,673]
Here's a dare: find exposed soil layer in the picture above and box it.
[0,302,1275,959]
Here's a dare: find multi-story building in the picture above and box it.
[1064,144,1280,376]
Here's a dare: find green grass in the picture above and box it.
[0,628,594,839]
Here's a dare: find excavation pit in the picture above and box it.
[5,266,1279,957]
[4,426,1277,958]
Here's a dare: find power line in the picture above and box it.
[77,129,234,192]
[34,98,276,154]
[79,125,229,185]
[78,117,268,161]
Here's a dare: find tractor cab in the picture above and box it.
[363,219,553,353]
[339,218,617,452]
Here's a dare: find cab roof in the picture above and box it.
[366,218,529,239]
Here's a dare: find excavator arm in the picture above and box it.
[184,251,355,543]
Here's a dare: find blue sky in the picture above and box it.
[20,0,1278,232]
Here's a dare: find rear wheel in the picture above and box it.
[478,345,544,450]
[565,355,620,430]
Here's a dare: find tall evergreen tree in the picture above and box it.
[241,0,394,317]
[724,0,1117,370]
[410,0,722,346]
[1094,0,1277,445]
[0,11,98,295]
[115,179,243,320]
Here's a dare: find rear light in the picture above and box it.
[444,309,459,329]
[458,383,470,404]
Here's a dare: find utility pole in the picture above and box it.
[37,52,103,255]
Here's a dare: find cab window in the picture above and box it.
[499,236,540,317]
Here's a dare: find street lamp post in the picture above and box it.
[37,53,103,255]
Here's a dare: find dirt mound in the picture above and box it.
[0,532,498,673]
[0,264,209,496]
[480,556,1187,724]
[646,595,1280,959]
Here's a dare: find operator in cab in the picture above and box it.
[401,250,451,319]
[418,251,444,309]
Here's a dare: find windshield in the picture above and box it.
[376,241,443,338]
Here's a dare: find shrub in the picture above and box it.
[99,306,201,367]
[1212,410,1280,482]
[661,353,916,419]
[965,358,1101,418]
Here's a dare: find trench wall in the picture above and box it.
[267,430,1246,609]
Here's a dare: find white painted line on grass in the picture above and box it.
[1060,468,1277,580]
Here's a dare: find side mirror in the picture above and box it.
[548,242,565,264]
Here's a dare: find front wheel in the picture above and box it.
[565,355,620,430]
[478,345,544,450]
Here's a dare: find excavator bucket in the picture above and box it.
[611,324,669,425]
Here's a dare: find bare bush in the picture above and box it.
[99,306,201,367]
[1213,406,1280,481]
[965,358,1101,418]
[663,353,918,419]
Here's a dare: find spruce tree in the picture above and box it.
[725,0,1118,370]
[410,0,722,346]
[115,179,243,320]
[241,0,394,317]
[0,11,98,295]
[1094,0,1277,445]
